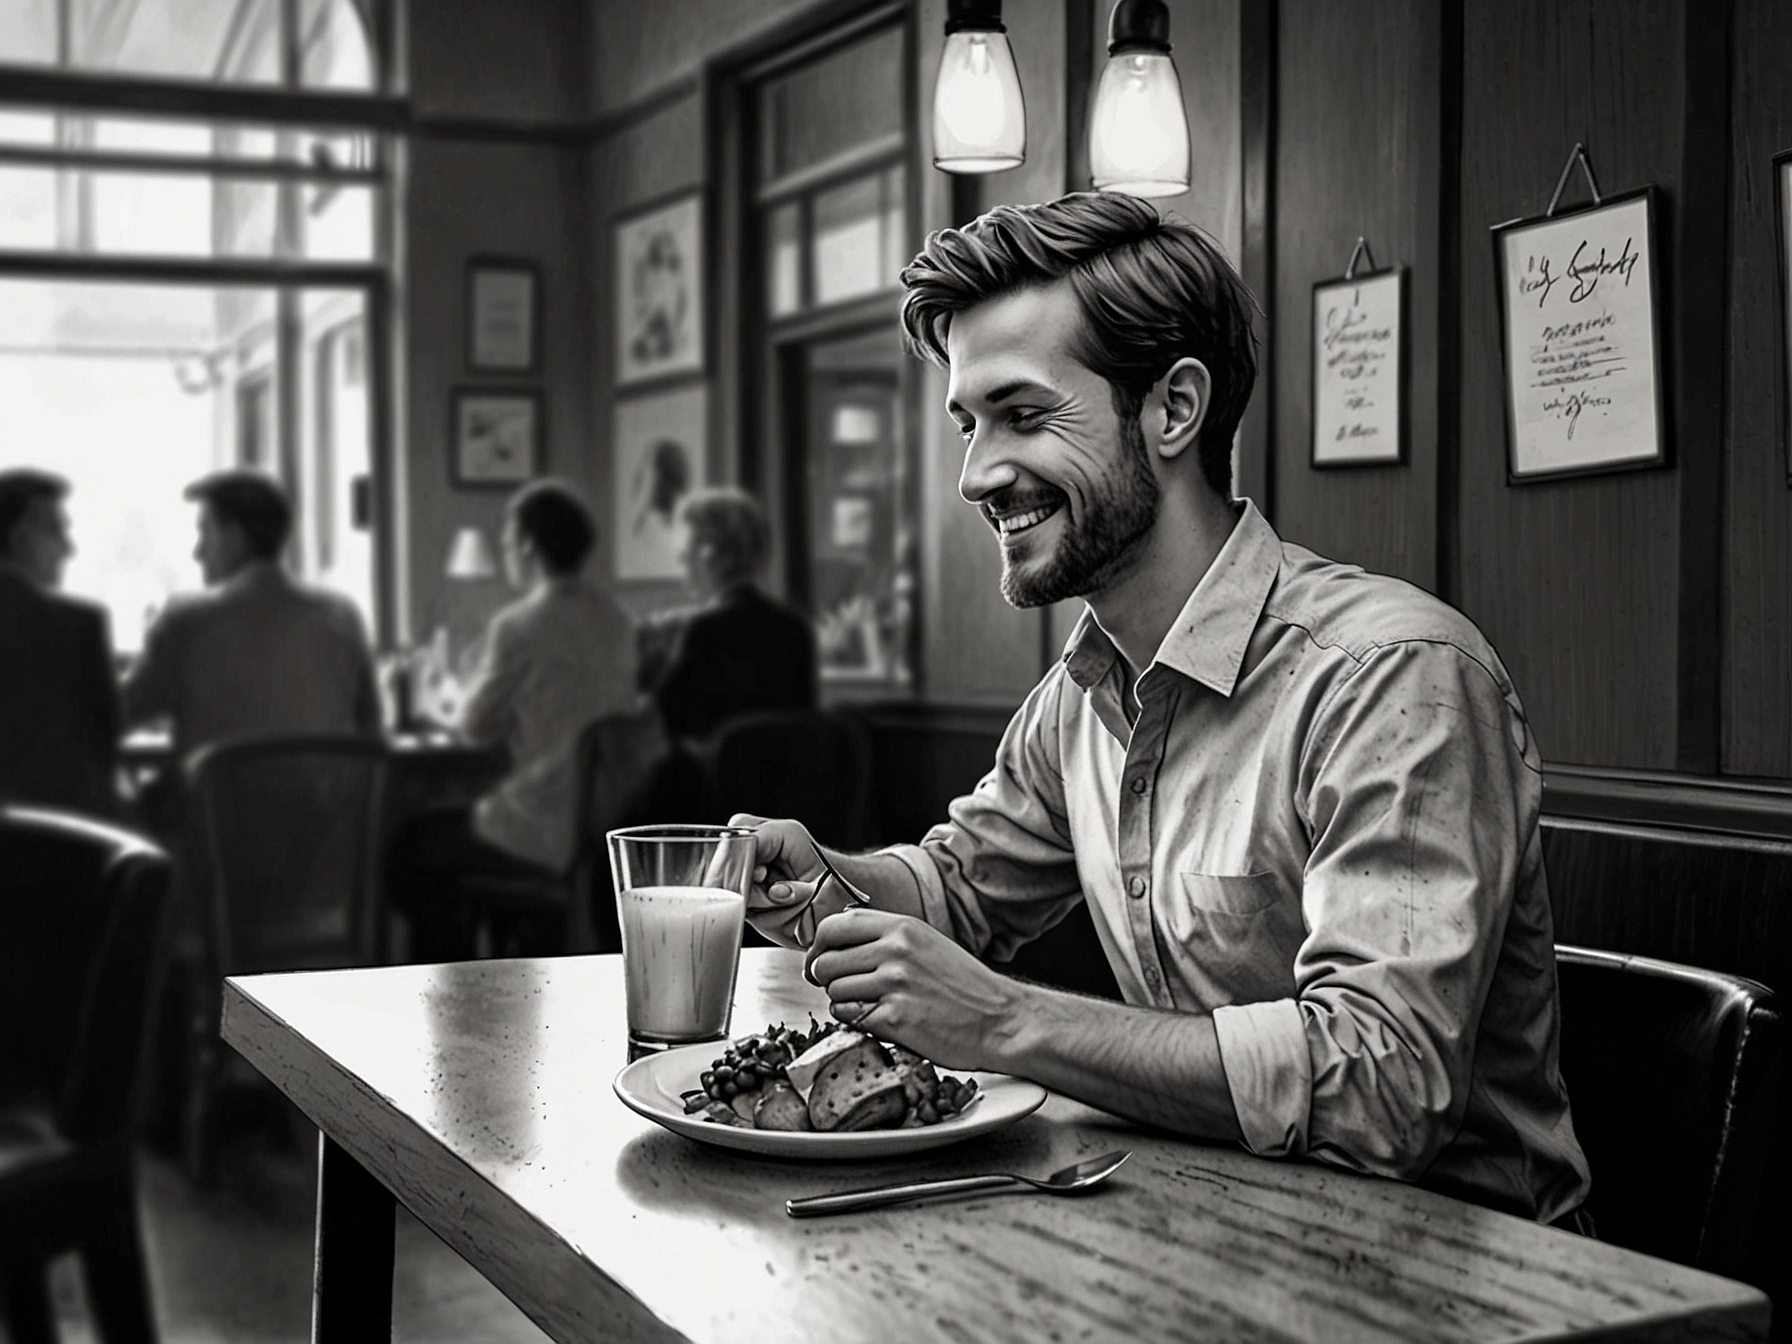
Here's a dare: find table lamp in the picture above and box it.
[444,526,498,581]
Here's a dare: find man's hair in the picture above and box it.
[899,192,1259,497]
[184,469,292,559]
[677,487,770,585]
[0,468,68,553]
[510,477,597,575]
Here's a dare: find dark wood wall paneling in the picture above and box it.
[1455,0,1684,769]
[1271,0,1441,591]
[1725,0,1792,778]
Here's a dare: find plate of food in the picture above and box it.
[613,1019,1048,1159]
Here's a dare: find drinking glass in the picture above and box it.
[606,824,755,1058]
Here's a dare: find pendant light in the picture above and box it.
[1088,0,1190,197]
[932,0,1026,174]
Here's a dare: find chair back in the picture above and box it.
[703,709,871,849]
[0,807,172,1142]
[1555,943,1784,1280]
[185,735,390,975]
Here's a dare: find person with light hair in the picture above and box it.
[647,486,817,742]
[734,191,1591,1231]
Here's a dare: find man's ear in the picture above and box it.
[1150,357,1211,461]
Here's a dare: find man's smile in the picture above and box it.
[984,494,1065,539]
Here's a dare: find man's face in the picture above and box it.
[945,282,1161,608]
[10,497,74,589]
[193,503,247,585]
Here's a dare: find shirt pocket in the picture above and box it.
[1179,871,1281,917]
[1170,872,1300,1005]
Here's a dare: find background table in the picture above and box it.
[222,949,1770,1344]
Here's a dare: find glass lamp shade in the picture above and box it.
[443,525,497,580]
[1089,50,1190,197]
[932,29,1026,173]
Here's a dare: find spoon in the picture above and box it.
[784,1150,1132,1218]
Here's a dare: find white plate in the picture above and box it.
[613,1040,1048,1159]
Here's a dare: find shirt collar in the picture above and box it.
[1061,499,1283,700]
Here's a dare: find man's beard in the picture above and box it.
[997,415,1161,608]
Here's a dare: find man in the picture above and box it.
[122,469,379,762]
[0,469,120,818]
[647,486,818,741]
[390,478,638,959]
[741,193,1590,1226]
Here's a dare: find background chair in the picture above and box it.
[179,735,390,1183]
[462,706,695,958]
[1555,943,1784,1282]
[0,806,173,1344]
[701,708,871,850]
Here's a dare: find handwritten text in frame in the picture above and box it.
[1311,266,1407,468]
[1493,187,1668,483]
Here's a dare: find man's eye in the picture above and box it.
[1008,409,1045,431]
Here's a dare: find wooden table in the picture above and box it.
[221,949,1771,1344]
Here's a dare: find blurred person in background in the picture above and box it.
[122,469,379,831]
[0,468,121,819]
[644,486,818,742]
[390,478,639,961]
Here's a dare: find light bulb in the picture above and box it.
[933,28,1026,173]
[1089,0,1191,198]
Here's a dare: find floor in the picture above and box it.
[48,1115,551,1344]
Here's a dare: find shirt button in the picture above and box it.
[1130,776,1148,795]
[1127,876,1146,899]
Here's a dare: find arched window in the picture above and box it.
[0,0,379,91]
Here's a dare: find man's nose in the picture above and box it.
[957,426,1019,505]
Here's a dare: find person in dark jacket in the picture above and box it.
[647,487,818,742]
[0,468,121,819]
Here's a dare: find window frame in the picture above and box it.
[0,4,400,643]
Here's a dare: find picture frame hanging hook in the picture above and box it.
[1343,236,1377,280]
[1545,142,1604,217]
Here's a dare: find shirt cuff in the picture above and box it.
[878,843,953,932]
[1212,998,1311,1158]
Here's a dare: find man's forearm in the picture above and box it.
[990,981,1245,1142]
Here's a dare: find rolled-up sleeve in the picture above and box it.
[883,669,1085,961]
[1218,641,1540,1179]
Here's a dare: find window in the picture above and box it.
[0,0,392,647]
[744,11,917,692]
[0,0,379,91]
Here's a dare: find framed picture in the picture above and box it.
[1492,186,1669,483]
[614,192,704,387]
[1311,265,1407,468]
[452,389,541,487]
[613,383,706,579]
[466,258,539,373]
[1776,150,1792,485]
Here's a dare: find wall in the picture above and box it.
[401,0,590,648]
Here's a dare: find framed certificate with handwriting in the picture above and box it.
[1776,150,1792,485]
[1311,266,1407,468]
[1492,186,1668,483]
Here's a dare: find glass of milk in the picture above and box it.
[606,824,755,1058]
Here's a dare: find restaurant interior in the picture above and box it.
[3,0,1792,1339]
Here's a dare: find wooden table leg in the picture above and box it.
[312,1132,396,1344]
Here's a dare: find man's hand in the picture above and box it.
[729,812,833,949]
[805,908,1024,1073]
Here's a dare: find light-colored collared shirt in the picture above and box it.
[885,501,1590,1222]
[122,561,378,758]
[456,578,638,870]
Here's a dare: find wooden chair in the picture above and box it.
[461,706,702,958]
[701,708,872,850]
[1555,943,1784,1282]
[179,735,390,1182]
[0,806,173,1344]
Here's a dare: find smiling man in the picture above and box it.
[738,192,1590,1227]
